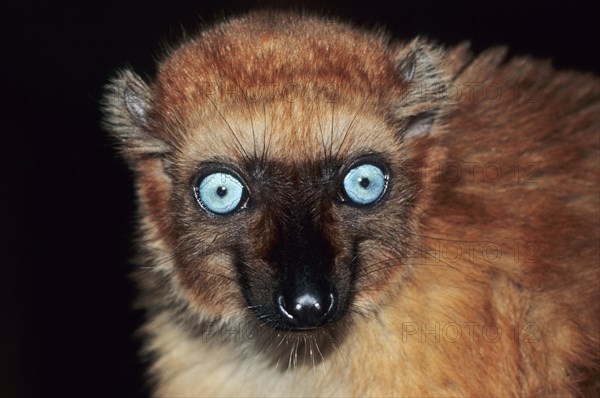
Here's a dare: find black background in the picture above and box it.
[4,1,598,397]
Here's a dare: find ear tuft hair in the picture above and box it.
[102,69,170,166]
[393,39,450,140]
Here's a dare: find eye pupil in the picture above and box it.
[358,177,370,188]
[216,186,228,197]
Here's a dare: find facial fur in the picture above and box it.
[103,11,599,397]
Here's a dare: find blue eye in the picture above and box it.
[196,172,247,215]
[342,163,387,206]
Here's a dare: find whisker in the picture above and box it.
[196,80,250,161]
[333,90,375,158]
[328,101,335,160]
[324,326,346,365]
[231,80,258,160]
[315,101,330,162]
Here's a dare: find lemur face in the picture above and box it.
[105,12,443,344]
[168,102,416,332]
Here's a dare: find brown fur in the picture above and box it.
[103,11,600,396]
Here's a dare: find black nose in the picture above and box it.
[275,283,337,329]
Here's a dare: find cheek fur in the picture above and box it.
[175,251,243,317]
[352,240,411,306]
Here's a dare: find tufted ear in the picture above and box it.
[393,39,449,140]
[102,69,171,167]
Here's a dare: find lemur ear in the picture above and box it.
[102,69,170,166]
[393,40,448,140]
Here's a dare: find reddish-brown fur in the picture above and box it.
[103,11,599,396]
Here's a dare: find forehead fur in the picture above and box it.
[178,101,401,166]
[148,12,407,162]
